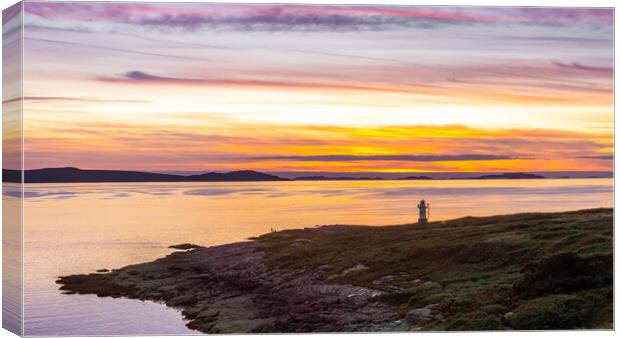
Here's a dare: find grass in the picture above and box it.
[257,208,613,330]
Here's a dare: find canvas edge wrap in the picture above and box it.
[3,1,24,336]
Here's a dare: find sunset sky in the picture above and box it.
[10,3,615,173]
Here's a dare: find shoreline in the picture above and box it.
[57,208,613,332]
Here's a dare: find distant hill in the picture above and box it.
[2,167,287,183]
[0,168,556,183]
[190,170,285,182]
[398,176,433,180]
[462,172,545,180]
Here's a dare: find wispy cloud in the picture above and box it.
[510,7,613,26]
[3,96,145,105]
[251,154,515,162]
[579,155,613,160]
[98,70,422,94]
[96,69,610,106]
[26,37,210,61]
[552,61,613,74]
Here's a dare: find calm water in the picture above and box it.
[17,179,612,336]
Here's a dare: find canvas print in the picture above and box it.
[2,2,614,335]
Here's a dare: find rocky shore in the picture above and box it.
[57,208,613,332]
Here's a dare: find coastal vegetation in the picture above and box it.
[258,208,612,330]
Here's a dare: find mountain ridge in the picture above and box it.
[1,167,588,183]
[2,167,286,183]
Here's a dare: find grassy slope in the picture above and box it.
[258,208,613,330]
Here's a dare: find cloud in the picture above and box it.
[2,96,145,105]
[98,69,609,106]
[137,11,475,32]
[125,71,175,82]
[579,155,613,160]
[251,154,515,162]
[26,37,209,61]
[25,3,504,32]
[552,61,613,74]
[25,3,613,32]
[510,7,613,26]
[98,70,420,94]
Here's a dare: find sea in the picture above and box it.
[2,178,612,336]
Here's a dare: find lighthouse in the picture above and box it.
[418,199,430,224]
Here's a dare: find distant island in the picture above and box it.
[458,173,545,180]
[2,167,285,183]
[294,176,384,181]
[1,167,603,183]
[398,176,434,180]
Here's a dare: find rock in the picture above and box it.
[406,308,433,326]
[327,264,369,280]
[182,306,202,319]
[96,269,109,273]
[376,319,409,331]
[57,241,400,333]
[169,243,204,250]
[370,311,399,323]
[342,264,369,275]
[156,285,177,293]
[317,265,333,271]
[196,309,220,321]
[169,294,198,306]
[372,275,394,285]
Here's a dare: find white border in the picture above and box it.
[0,1,616,338]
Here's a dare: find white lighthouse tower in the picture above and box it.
[418,199,430,224]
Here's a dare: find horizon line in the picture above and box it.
[4,167,613,175]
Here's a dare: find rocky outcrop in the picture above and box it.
[57,241,403,333]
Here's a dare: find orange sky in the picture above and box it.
[5,4,614,173]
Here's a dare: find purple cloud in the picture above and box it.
[24,3,614,32]
[511,7,613,25]
[98,70,423,94]
[552,61,613,74]
[579,155,613,160]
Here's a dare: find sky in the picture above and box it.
[7,3,615,173]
